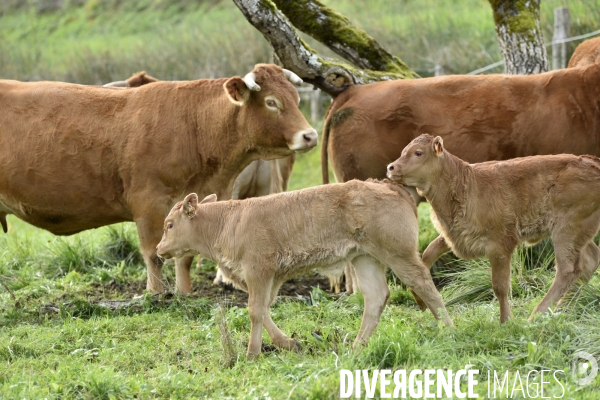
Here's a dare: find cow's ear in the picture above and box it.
[224,77,250,106]
[183,193,199,219]
[433,136,444,157]
[200,194,217,204]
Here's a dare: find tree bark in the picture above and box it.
[271,0,415,77]
[488,0,549,75]
[232,0,416,96]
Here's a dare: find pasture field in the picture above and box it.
[2,0,600,398]
[1,0,599,82]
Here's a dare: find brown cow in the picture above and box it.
[0,64,318,293]
[322,62,600,202]
[102,71,159,87]
[156,180,453,358]
[387,134,600,323]
[568,36,600,68]
[322,62,600,293]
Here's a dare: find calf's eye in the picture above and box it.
[167,223,173,229]
[415,151,423,156]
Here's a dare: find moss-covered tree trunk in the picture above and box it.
[271,0,416,77]
[232,0,416,96]
[489,0,548,75]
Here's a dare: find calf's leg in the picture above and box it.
[245,272,274,359]
[529,243,585,321]
[489,251,513,323]
[175,256,194,294]
[580,241,600,282]
[351,255,390,347]
[262,280,300,351]
[344,263,358,294]
[386,254,454,327]
[411,235,452,311]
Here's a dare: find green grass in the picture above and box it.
[2,208,600,398]
[1,0,598,83]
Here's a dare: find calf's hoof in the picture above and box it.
[276,338,301,351]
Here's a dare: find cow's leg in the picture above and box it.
[262,280,300,351]
[135,216,165,293]
[344,262,358,294]
[175,256,194,295]
[386,254,453,327]
[245,272,273,359]
[411,235,451,311]
[488,250,513,323]
[351,255,390,348]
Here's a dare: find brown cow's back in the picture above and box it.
[323,63,600,185]
[0,79,234,234]
[569,37,600,68]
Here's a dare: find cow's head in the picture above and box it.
[387,134,444,192]
[157,193,216,260]
[224,64,318,157]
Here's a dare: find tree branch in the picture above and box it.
[271,0,416,77]
[232,0,415,96]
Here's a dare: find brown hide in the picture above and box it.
[568,37,600,68]
[388,134,600,323]
[157,180,452,358]
[0,64,317,293]
[231,156,295,200]
[322,63,600,189]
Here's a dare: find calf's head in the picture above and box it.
[387,134,445,192]
[223,64,318,157]
[156,193,216,259]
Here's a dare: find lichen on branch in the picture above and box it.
[233,0,416,96]
[272,0,416,77]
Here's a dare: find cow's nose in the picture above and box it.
[303,130,318,147]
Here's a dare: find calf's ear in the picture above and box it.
[200,194,217,204]
[433,136,444,157]
[183,193,199,219]
[224,77,251,106]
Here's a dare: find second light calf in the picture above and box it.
[387,134,600,323]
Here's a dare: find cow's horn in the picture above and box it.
[243,72,261,92]
[283,69,303,86]
[103,81,130,87]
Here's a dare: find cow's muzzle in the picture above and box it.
[289,128,318,152]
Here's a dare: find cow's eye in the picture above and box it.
[415,151,423,157]
[167,223,173,230]
[265,99,278,109]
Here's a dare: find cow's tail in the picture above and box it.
[0,213,7,233]
[321,114,333,184]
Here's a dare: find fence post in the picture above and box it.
[310,89,322,122]
[552,7,570,70]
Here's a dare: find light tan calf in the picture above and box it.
[387,134,600,323]
[157,180,453,358]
